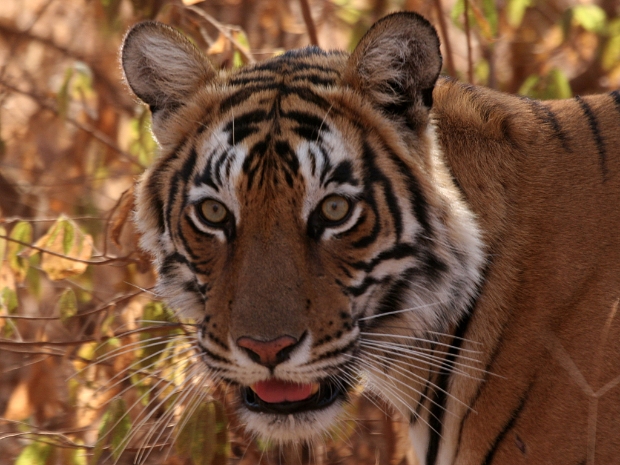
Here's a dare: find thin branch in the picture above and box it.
[0,234,136,266]
[185,6,255,64]
[433,0,456,78]
[464,0,474,83]
[299,0,319,47]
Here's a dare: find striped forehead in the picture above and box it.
[187,111,362,223]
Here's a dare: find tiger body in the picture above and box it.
[121,13,620,465]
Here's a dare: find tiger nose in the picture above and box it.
[236,335,298,367]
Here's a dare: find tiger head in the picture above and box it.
[122,12,484,442]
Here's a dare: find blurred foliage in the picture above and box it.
[0,0,617,464]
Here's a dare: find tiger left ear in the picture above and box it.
[121,21,216,114]
[342,12,442,129]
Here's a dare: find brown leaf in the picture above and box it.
[109,185,135,247]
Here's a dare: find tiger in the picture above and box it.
[120,11,620,465]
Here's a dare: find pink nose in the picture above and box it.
[236,335,298,367]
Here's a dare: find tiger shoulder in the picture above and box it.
[121,11,620,465]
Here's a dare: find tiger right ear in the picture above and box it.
[121,21,216,113]
[342,12,442,130]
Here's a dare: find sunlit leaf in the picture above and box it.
[518,68,572,99]
[129,108,156,167]
[506,0,532,28]
[481,0,498,38]
[571,5,607,33]
[7,221,32,282]
[0,226,7,263]
[58,288,78,323]
[602,19,620,71]
[14,441,53,465]
[1,287,18,314]
[92,398,132,463]
[547,68,572,99]
[32,216,93,280]
[57,67,74,119]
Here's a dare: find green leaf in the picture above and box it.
[571,5,607,33]
[15,441,53,465]
[92,398,132,463]
[481,0,498,37]
[58,288,78,323]
[8,221,32,282]
[1,287,18,314]
[175,401,217,465]
[0,226,7,263]
[547,68,572,99]
[506,0,532,28]
[602,19,620,71]
[57,67,74,118]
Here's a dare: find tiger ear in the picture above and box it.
[342,12,442,129]
[121,21,216,113]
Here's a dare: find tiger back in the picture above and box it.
[121,12,620,465]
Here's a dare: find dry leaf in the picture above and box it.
[109,185,135,247]
[32,216,93,281]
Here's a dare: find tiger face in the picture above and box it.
[122,13,484,442]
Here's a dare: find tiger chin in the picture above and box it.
[121,11,620,465]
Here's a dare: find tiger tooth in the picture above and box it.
[310,383,320,395]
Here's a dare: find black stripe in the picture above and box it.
[221,84,331,114]
[344,275,381,298]
[144,146,183,234]
[198,344,232,364]
[289,74,337,86]
[352,142,402,246]
[324,160,357,187]
[611,90,620,116]
[284,110,330,133]
[527,99,572,153]
[159,252,195,276]
[224,109,267,145]
[425,282,483,465]
[575,95,607,178]
[220,84,279,113]
[414,379,431,422]
[482,382,533,465]
[386,151,432,237]
[349,242,420,273]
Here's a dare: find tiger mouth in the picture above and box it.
[241,378,343,414]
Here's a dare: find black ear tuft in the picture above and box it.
[121,21,215,112]
[342,12,442,128]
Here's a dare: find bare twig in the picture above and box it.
[0,234,136,266]
[464,0,474,83]
[433,0,456,78]
[185,6,255,64]
[299,0,319,47]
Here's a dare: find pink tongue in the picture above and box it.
[252,379,314,403]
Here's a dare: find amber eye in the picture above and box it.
[198,199,228,225]
[320,195,350,223]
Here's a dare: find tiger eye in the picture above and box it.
[320,195,350,223]
[199,199,228,224]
